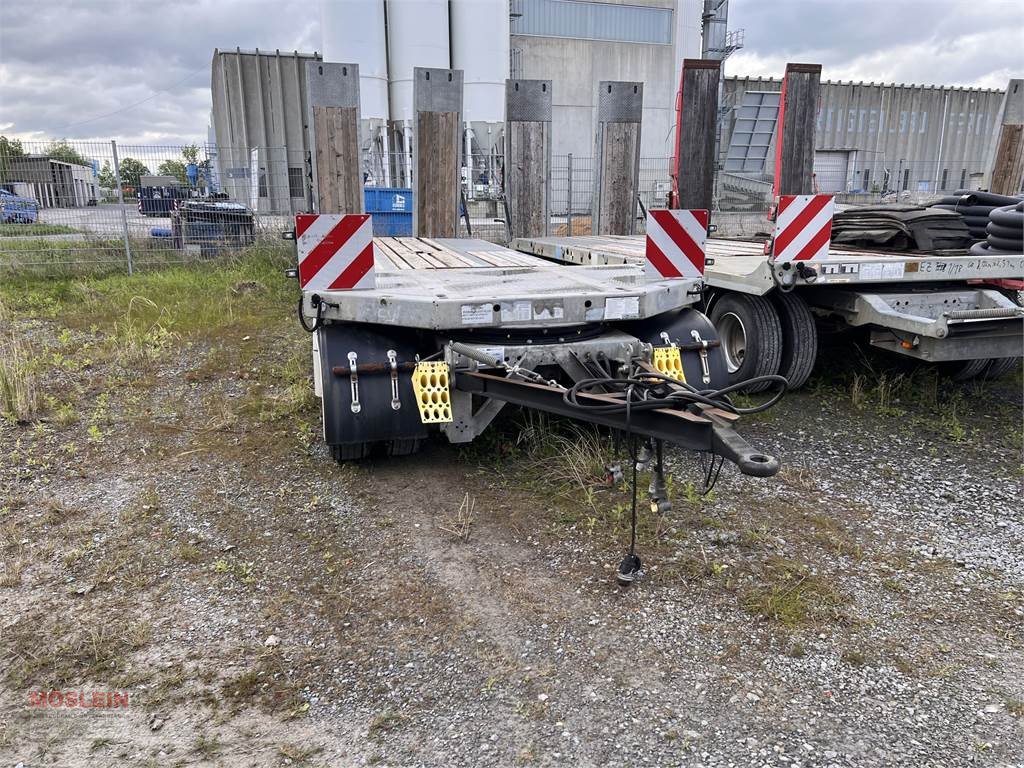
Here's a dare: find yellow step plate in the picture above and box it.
[652,347,686,382]
[412,362,453,423]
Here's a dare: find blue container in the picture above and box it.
[371,212,413,236]
[364,187,413,235]
[364,187,413,213]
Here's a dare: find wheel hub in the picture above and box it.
[717,311,748,373]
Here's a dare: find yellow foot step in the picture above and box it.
[652,347,686,382]
[412,362,453,423]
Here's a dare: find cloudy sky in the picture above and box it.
[0,0,1020,148]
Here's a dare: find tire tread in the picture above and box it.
[771,292,818,389]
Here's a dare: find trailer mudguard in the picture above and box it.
[615,308,729,388]
[317,323,429,447]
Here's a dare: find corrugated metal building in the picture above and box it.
[722,76,1006,194]
[5,156,99,208]
[511,0,702,158]
[210,48,320,213]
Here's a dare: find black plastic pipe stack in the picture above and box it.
[969,200,1024,256]
[934,189,1022,241]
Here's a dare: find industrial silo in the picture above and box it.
[385,0,451,186]
[320,0,392,185]
[450,0,509,202]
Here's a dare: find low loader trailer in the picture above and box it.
[291,214,785,584]
[513,217,1024,390]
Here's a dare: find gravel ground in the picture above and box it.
[1,316,1021,767]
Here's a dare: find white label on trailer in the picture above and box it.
[860,263,884,281]
[500,301,532,322]
[882,262,905,279]
[604,296,641,320]
[460,303,493,325]
[478,346,505,364]
[533,302,564,321]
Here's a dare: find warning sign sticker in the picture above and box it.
[460,303,493,325]
[604,296,640,320]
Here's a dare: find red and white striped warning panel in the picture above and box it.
[771,194,834,263]
[295,213,376,291]
[644,209,708,280]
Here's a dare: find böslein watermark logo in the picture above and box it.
[27,690,130,709]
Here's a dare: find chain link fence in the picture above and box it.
[0,137,994,275]
[0,140,300,276]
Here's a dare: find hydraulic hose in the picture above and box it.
[563,371,788,418]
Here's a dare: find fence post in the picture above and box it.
[111,140,134,275]
[566,153,573,236]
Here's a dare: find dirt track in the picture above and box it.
[1,274,1022,767]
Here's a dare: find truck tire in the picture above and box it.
[942,357,989,382]
[981,357,1020,380]
[709,293,782,392]
[387,438,422,456]
[771,292,818,389]
[331,443,371,462]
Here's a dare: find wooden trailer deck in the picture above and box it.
[308,237,705,330]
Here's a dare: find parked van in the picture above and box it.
[0,188,39,223]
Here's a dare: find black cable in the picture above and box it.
[297,294,323,333]
[629,435,638,558]
[564,370,788,417]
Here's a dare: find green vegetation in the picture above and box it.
[0,223,81,237]
[43,139,90,167]
[741,557,847,627]
[809,342,1022,451]
[0,243,298,430]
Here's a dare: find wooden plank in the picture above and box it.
[389,238,444,269]
[467,250,517,267]
[597,122,640,235]
[415,110,460,237]
[415,238,478,267]
[990,124,1024,196]
[674,59,720,211]
[423,245,475,268]
[774,63,821,197]
[506,80,552,240]
[507,120,549,238]
[374,239,417,270]
[312,105,362,214]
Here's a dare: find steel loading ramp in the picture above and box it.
[512,235,1024,296]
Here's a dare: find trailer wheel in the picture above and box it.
[942,357,990,382]
[771,292,818,389]
[981,357,1021,380]
[331,443,371,462]
[386,438,422,457]
[709,293,782,392]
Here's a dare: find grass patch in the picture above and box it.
[0,327,39,423]
[808,340,1022,452]
[0,223,81,237]
[368,708,406,739]
[2,614,149,689]
[741,557,847,627]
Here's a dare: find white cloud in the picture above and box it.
[0,0,1019,147]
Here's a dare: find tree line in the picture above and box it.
[1,136,208,192]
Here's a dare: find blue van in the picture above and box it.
[0,188,39,223]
